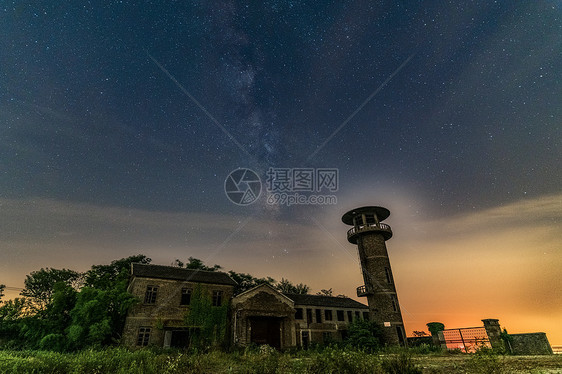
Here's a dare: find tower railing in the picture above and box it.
[347,223,393,243]
[356,285,373,297]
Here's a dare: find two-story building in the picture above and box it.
[121,263,237,348]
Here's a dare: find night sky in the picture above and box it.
[1,2,561,343]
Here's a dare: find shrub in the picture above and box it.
[39,333,67,352]
[345,320,383,352]
[381,352,423,374]
[465,347,506,374]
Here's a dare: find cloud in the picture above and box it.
[0,197,357,287]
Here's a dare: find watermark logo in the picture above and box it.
[266,168,338,192]
[224,168,262,205]
[225,167,338,206]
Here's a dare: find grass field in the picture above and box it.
[0,347,560,373]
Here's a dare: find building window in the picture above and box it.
[322,331,332,342]
[212,290,223,306]
[136,327,151,346]
[315,309,322,323]
[365,214,376,224]
[347,310,353,322]
[363,312,370,321]
[337,310,345,321]
[355,311,360,320]
[392,296,398,312]
[295,308,303,319]
[385,267,392,284]
[324,309,333,321]
[144,285,158,304]
[180,288,192,305]
[354,215,364,225]
[306,309,313,324]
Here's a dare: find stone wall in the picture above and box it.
[509,333,553,355]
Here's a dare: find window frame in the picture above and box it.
[315,308,322,323]
[144,285,158,304]
[180,287,192,306]
[136,327,151,347]
[212,290,223,307]
[337,310,345,322]
[385,267,393,284]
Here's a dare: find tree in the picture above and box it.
[185,257,222,272]
[413,331,428,337]
[67,284,137,349]
[316,288,333,296]
[227,271,275,295]
[69,255,149,348]
[0,297,30,345]
[24,282,78,351]
[426,322,445,335]
[0,284,5,302]
[21,268,82,311]
[275,278,309,294]
[345,320,384,352]
[84,254,150,290]
[172,259,184,268]
[1,255,149,351]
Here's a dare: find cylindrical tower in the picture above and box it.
[342,206,407,346]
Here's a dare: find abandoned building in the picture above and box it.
[342,206,407,346]
[121,263,237,348]
[427,318,553,355]
[122,263,369,349]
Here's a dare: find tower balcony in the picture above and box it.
[357,285,373,297]
[347,223,393,243]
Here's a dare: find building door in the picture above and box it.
[250,317,281,349]
[170,329,190,348]
[301,331,309,349]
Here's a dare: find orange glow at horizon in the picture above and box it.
[1,193,560,346]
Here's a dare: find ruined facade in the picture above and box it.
[231,284,297,349]
[122,264,369,349]
[121,263,237,348]
[287,291,370,348]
